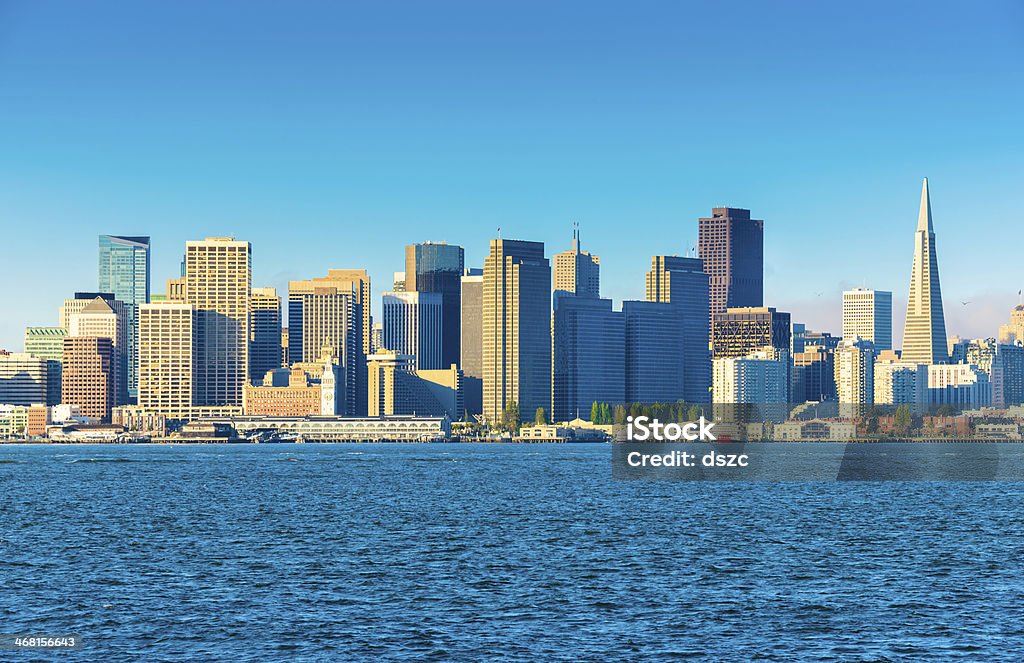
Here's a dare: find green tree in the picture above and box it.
[590,401,600,423]
[501,401,520,432]
[613,404,627,425]
[687,404,702,422]
[535,407,547,425]
[894,404,912,436]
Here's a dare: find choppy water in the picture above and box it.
[2,443,1024,661]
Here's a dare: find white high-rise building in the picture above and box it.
[712,349,788,404]
[874,360,924,405]
[843,288,892,351]
[835,339,875,412]
[382,291,443,370]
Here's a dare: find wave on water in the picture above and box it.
[67,458,137,464]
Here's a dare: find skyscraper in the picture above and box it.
[287,286,356,415]
[185,238,251,407]
[645,256,711,403]
[460,269,484,418]
[623,301,686,404]
[552,296,624,422]
[553,225,600,298]
[712,307,792,359]
[998,305,1024,345]
[288,269,370,415]
[138,302,195,416]
[901,178,948,364]
[382,291,443,370]
[249,287,282,384]
[405,242,464,370]
[698,207,764,319]
[712,350,788,405]
[98,235,150,400]
[482,239,551,423]
[835,338,875,415]
[843,288,893,351]
[67,296,129,405]
[62,336,115,422]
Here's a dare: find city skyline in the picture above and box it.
[2,184,1019,354]
[2,2,1022,350]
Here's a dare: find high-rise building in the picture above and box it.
[712,349,788,405]
[553,225,600,298]
[67,296,129,405]
[280,328,289,367]
[392,272,407,292]
[998,343,1024,407]
[792,345,836,403]
[288,269,370,415]
[842,288,893,351]
[623,301,686,404]
[288,286,356,413]
[712,307,792,360]
[552,296,625,422]
[835,339,875,413]
[482,239,551,424]
[405,242,465,370]
[99,235,150,304]
[698,207,764,319]
[138,302,195,417]
[99,235,150,400]
[185,238,252,407]
[62,336,115,422]
[874,359,924,406]
[382,291,443,370]
[0,351,48,406]
[998,305,1024,345]
[249,287,282,384]
[645,256,711,403]
[901,179,948,364]
[460,269,484,418]
[370,322,384,354]
[926,364,990,408]
[367,349,462,419]
[24,327,66,406]
[24,327,66,362]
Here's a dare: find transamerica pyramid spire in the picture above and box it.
[901,178,948,364]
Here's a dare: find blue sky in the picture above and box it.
[1,0,1022,350]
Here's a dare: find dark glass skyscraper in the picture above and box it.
[405,242,465,370]
[98,235,150,400]
[698,208,763,319]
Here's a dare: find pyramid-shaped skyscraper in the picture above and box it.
[901,178,948,364]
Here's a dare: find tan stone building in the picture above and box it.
[243,367,322,417]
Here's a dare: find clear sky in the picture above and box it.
[1,0,1022,350]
